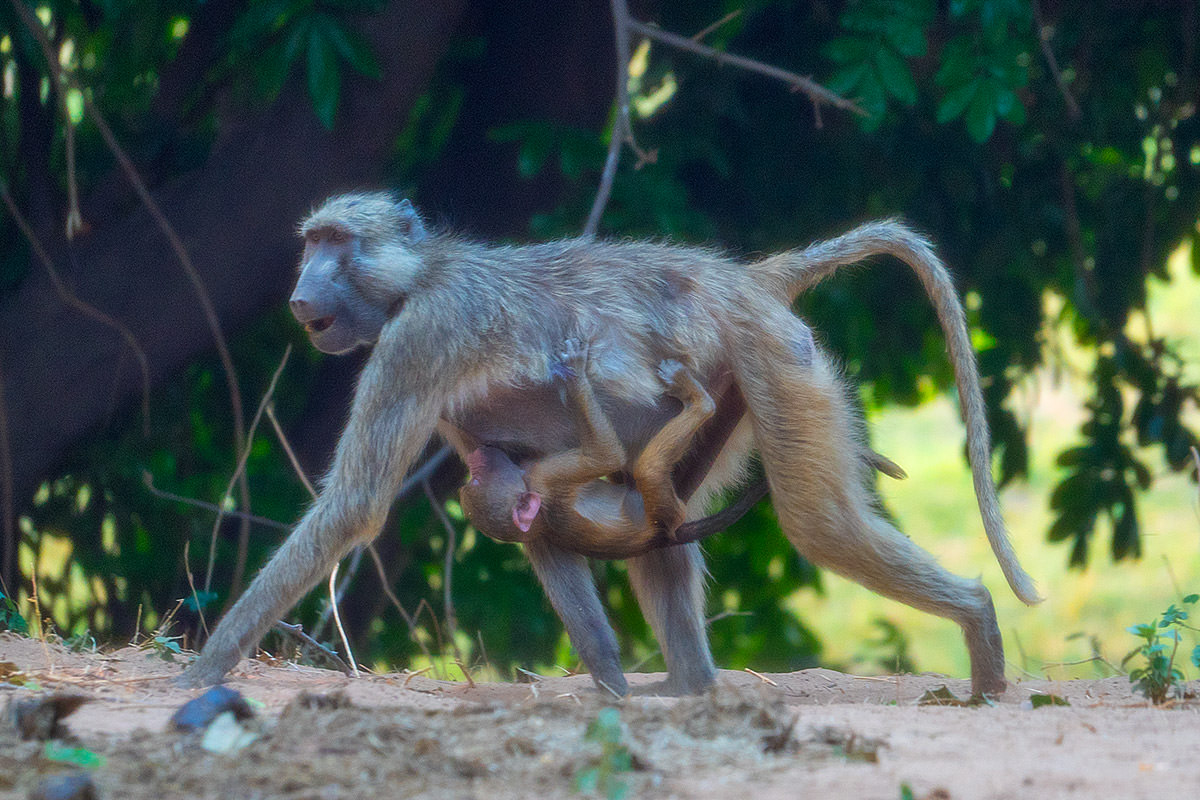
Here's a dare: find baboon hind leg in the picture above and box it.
[732,311,1006,697]
[625,542,716,694]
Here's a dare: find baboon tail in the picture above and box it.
[754,221,1043,605]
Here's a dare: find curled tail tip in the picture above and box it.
[1009,572,1043,606]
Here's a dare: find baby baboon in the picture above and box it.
[180,192,1037,698]
[460,336,718,559]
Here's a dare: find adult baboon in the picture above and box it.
[179,192,1037,697]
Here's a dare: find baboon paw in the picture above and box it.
[555,337,589,378]
[656,358,686,387]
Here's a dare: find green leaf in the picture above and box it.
[323,21,380,79]
[917,685,970,706]
[1127,623,1157,639]
[857,70,887,129]
[936,37,976,86]
[575,767,599,794]
[1030,694,1070,708]
[965,81,998,141]
[825,35,872,64]
[886,23,928,58]
[937,79,978,123]
[1191,645,1200,669]
[44,741,105,768]
[875,48,918,106]
[1184,594,1199,604]
[307,28,341,129]
[826,61,870,96]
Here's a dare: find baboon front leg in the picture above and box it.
[625,542,716,694]
[731,310,1007,697]
[523,537,628,696]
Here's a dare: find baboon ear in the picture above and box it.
[396,198,427,244]
[512,491,542,533]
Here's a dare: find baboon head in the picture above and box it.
[458,446,542,543]
[291,192,427,354]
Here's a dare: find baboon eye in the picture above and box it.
[330,229,346,243]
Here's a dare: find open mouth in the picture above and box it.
[306,316,335,334]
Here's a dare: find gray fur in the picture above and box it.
[179,193,1037,698]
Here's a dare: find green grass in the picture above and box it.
[788,243,1200,682]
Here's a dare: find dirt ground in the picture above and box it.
[1,633,1198,799]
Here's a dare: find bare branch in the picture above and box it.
[1032,1,1082,121]
[9,0,254,594]
[273,621,353,676]
[584,0,635,237]
[424,480,458,638]
[627,20,864,116]
[265,404,318,498]
[141,470,291,531]
[397,445,456,500]
[202,345,292,593]
[182,541,209,638]
[585,3,863,236]
[366,543,420,635]
[328,562,359,676]
[691,9,742,43]
[0,182,151,432]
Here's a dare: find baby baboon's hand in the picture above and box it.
[656,359,688,391]
[553,337,590,381]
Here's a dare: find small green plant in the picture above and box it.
[44,741,105,768]
[63,630,98,653]
[1123,594,1200,704]
[575,707,633,800]
[143,634,184,662]
[0,591,28,634]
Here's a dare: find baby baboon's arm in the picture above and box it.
[529,339,626,495]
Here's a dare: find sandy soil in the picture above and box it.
[2,633,1198,799]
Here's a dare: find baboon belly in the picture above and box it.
[448,382,678,466]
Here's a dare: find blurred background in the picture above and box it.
[0,0,1197,684]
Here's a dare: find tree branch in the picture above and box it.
[584,4,863,236]
[626,19,864,116]
[584,0,635,237]
[1032,1,1082,122]
[10,0,254,595]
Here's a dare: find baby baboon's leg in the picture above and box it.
[625,542,716,694]
[523,537,628,696]
[731,307,1006,696]
[631,361,716,532]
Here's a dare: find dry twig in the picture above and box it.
[424,480,459,637]
[327,562,360,676]
[142,471,290,531]
[0,182,151,432]
[273,621,354,676]
[182,541,209,639]
[743,667,779,686]
[202,345,292,594]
